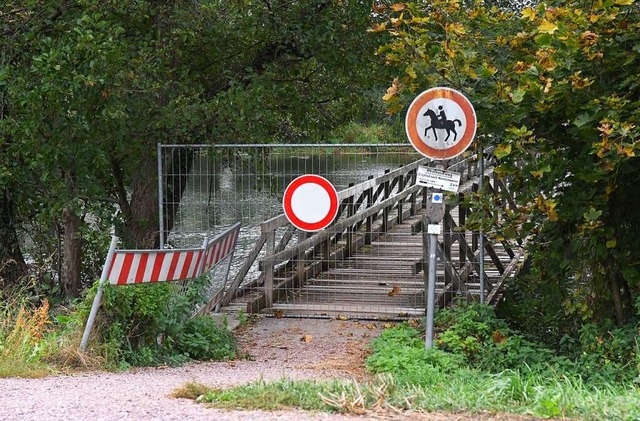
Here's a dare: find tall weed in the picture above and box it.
[0,297,51,377]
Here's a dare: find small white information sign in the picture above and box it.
[427,224,441,234]
[416,166,461,193]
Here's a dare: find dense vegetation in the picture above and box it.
[188,304,640,419]
[0,0,394,298]
[375,0,640,328]
[1,6,639,418]
[0,276,239,376]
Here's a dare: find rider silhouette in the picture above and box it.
[437,105,447,124]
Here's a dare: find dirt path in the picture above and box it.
[0,317,534,420]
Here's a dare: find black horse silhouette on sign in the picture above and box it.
[422,108,462,143]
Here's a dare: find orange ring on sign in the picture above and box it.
[405,87,477,160]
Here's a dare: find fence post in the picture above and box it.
[157,143,165,249]
[80,235,119,351]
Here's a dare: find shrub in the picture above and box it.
[89,276,238,368]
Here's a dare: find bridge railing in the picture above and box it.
[218,149,495,312]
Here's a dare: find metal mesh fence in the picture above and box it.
[158,144,514,319]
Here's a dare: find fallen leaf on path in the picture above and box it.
[301,335,313,343]
[387,285,401,296]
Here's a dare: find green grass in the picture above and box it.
[184,365,640,419]
[179,305,640,419]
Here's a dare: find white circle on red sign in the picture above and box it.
[405,87,477,160]
[283,175,338,232]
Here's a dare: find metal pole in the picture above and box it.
[214,225,240,312]
[425,228,438,349]
[157,143,165,250]
[479,148,485,304]
[80,236,119,351]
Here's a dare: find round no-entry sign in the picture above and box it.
[283,175,339,232]
[405,87,477,160]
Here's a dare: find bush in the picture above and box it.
[366,323,465,385]
[90,276,238,368]
[175,316,238,360]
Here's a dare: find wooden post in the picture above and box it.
[264,229,275,309]
[382,169,390,232]
[346,183,355,258]
[422,186,428,209]
[296,230,307,287]
[471,182,479,252]
[322,236,331,271]
[365,176,373,245]
[397,169,404,225]
[410,169,417,216]
[458,192,466,270]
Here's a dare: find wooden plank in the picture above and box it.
[220,232,268,307]
[487,248,525,305]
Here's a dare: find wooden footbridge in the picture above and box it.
[212,150,524,320]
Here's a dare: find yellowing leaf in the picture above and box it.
[444,41,456,58]
[614,0,634,5]
[622,146,635,157]
[494,144,512,159]
[538,20,558,34]
[301,334,313,342]
[606,239,617,248]
[369,22,387,33]
[382,78,400,101]
[337,314,349,320]
[521,7,537,21]
[391,3,407,11]
[406,65,417,79]
[447,22,466,36]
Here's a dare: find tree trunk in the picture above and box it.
[61,207,82,298]
[0,188,27,287]
[608,272,625,326]
[121,153,160,249]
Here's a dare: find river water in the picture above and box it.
[164,145,421,290]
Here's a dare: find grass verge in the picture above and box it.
[177,305,640,419]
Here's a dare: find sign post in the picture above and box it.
[405,87,476,349]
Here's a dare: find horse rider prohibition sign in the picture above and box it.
[422,105,462,144]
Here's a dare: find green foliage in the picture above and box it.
[1,0,395,299]
[329,121,401,144]
[94,278,237,368]
[367,324,465,385]
[375,0,640,324]
[175,316,237,361]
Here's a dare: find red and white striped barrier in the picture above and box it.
[106,225,240,285]
[80,223,241,350]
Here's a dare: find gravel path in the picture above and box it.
[0,318,381,420]
[0,317,536,421]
